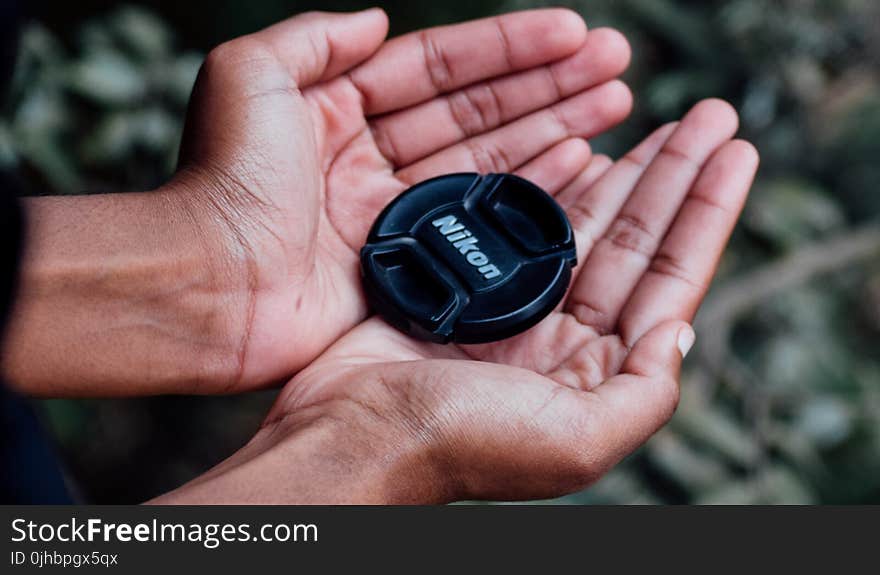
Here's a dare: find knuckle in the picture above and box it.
[301,28,330,79]
[619,151,651,170]
[448,92,485,136]
[369,122,402,165]
[604,214,656,258]
[657,145,700,172]
[649,252,705,291]
[567,300,614,335]
[566,202,598,233]
[448,84,502,136]
[545,66,564,100]
[548,103,574,136]
[465,139,511,173]
[200,38,297,102]
[493,16,515,69]
[203,38,276,77]
[419,30,454,93]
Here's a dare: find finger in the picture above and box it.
[349,9,588,115]
[594,319,691,421]
[514,138,592,194]
[555,154,613,208]
[474,319,692,499]
[333,138,591,272]
[396,80,632,184]
[251,9,389,87]
[618,140,759,345]
[566,99,739,335]
[573,321,692,473]
[565,123,677,271]
[371,28,631,167]
[520,126,674,330]
[181,9,388,164]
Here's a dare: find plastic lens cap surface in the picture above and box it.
[360,173,577,344]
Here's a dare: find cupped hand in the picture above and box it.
[170,8,634,390]
[158,100,759,504]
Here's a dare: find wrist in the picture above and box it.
[151,399,453,504]
[157,172,260,389]
[1,188,249,396]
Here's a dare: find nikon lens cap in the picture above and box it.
[360,173,577,344]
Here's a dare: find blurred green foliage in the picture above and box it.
[3,0,880,503]
[1,6,200,194]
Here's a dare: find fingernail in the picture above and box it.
[677,325,696,359]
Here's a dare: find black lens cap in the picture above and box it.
[360,173,577,344]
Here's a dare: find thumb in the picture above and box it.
[256,8,390,87]
[179,9,388,166]
[619,319,694,386]
[582,320,694,472]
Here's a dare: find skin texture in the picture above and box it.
[3,192,248,396]
[1,8,760,502]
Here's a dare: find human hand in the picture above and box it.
[154,100,759,503]
[170,8,634,391]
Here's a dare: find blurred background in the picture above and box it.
[2,0,879,504]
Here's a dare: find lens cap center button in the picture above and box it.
[415,207,518,292]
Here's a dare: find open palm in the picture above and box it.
[259,99,759,502]
[174,8,635,389]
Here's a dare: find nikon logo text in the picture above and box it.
[432,215,502,280]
